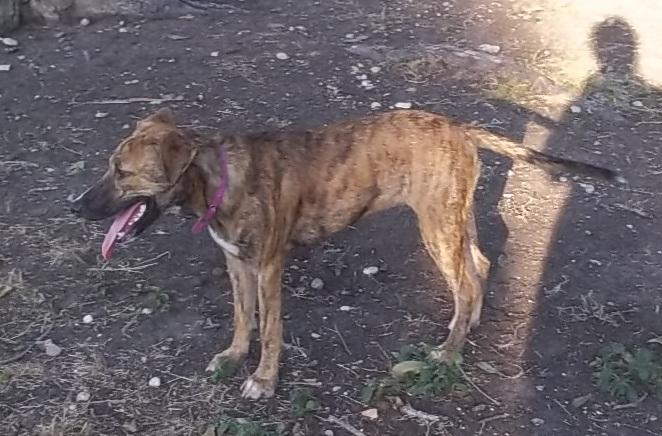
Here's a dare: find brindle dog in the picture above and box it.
[72,107,622,399]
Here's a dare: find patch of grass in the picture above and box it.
[590,343,662,402]
[391,55,447,84]
[215,416,275,436]
[362,344,467,403]
[288,388,320,418]
[484,77,536,104]
[210,357,241,383]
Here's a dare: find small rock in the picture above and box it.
[0,64,11,72]
[570,105,582,114]
[141,308,153,315]
[339,305,353,311]
[80,18,90,26]
[362,266,379,276]
[76,391,90,402]
[370,102,382,110]
[394,102,412,109]
[531,418,545,426]
[275,52,290,60]
[559,176,568,182]
[118,28,128,33]
[210,51,219,57]
[571,393,592,408]
[311,332,321,339]
[94,112,108,119]
[632,100,643,107]
[122,421,138,433]
[369,66,381,74]
[332,386,341,392]
[472,404,487,413]
[42,339,62,357]
[478,44,501,54]
[1,37,18,47]
[323,431,334,436]
[579,183,595,194]
[361,408,379,420]
[310,278,324,290]
[148,376,161,387]
[82,314,94,324]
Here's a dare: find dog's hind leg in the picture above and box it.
[206,255,257,372]
[410,164,485,362]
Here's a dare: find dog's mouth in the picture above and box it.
[101,199,158,260]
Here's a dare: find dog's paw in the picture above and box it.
[205,348,245,373]
[240,375,276,400]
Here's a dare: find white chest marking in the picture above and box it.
[208,228,240,257]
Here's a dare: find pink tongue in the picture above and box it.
[101,202,142,260]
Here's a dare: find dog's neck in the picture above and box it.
[179,130,246,221]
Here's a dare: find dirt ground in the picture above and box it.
[1,1,662,435]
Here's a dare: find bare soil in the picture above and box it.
[1,1,661,435]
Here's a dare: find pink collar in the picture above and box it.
[191,147,228,234]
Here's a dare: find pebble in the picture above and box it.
[311,332,321,339]
[570,105,582,114]
[43,339,62,357]
[76,391,90,402]
[361,408,379,420]
[80,18,90,26]
[370,102,382,110]
[332,386,341,392]
[141,308,153,315]
[579,183,595,194]
[0,64,11,72]
[210,51,219,57]
[339,305,353,311]
[310,278,324,290]
[275,52,290,60]
[323,431,334,436]
[478,44,501,54]
[1,37,18,47]
[394,102,412,109]
[82,314,94,324]
[362,266,379,276]
[148,377,161,387]
[94,112,108,119]
[632,100,643,107]
[369,66,381,74]
[531,418,545,426]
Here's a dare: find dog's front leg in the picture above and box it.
[206,255,257,372]
[241,258,283,400]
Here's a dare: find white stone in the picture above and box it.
[82,315,94,324]
[94,112,108,119]
[148,377,161,387]
[478,44,501,54]
[80,18,90,26]
[339,306,353,311]
[362,266,379,276]
[310,332,321,339]
[370,102,382,110]
[369,66,381,74]
[394,102,412,109]
[0,65,11,72]
[210,51,220,57]
[43,339,62,357]
[361,408,379,420]
[570,105,582,114]
[311,278,324,290]
[1,37,18,47]
[141,308,153,315]
[275,52,290,60]
[76,391,90,402]
[632,100,643,107]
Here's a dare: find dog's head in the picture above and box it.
[71,107,196,259]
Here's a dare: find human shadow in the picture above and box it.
[524,16,662,430]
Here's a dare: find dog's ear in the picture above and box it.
[160,131,196,185]
[145,107,176,125]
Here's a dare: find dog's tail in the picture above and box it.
[468,128,626,183]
